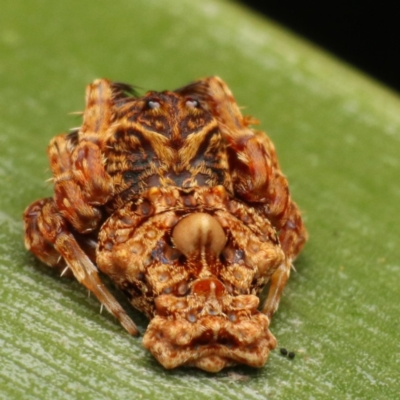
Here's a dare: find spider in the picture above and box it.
[24,77,307,372]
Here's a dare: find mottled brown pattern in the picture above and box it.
[24,77,307,372]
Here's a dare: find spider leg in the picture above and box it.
[261,202,308,318]
[49,79,132,233]
[24,198,66,272]
[23,197,139,335]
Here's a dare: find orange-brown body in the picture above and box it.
[24,77,307,372]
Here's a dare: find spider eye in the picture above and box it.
[185,98,200,108]
[146,100,160,109]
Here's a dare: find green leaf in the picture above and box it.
[1,0,400,398]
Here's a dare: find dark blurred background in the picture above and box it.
[240,2,400,93]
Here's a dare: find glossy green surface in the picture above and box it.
[1,1,400,398]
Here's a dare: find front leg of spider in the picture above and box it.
[24,79,139,335]
[24,197,138,335]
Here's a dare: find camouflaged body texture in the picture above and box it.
[24,77,307,372]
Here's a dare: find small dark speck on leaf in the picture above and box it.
[280,348,288,356]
